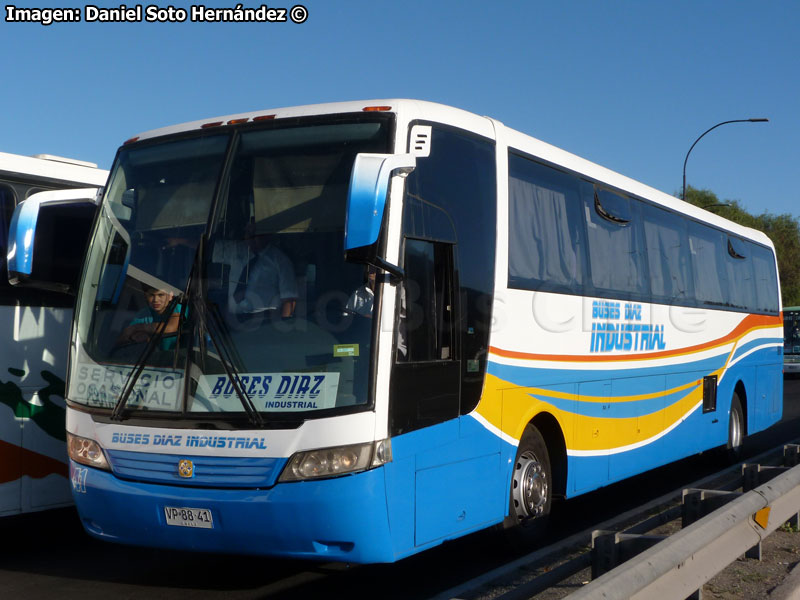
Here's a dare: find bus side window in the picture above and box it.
[750,242,780,314]
[397,238,455,362]
[585,188,649,300]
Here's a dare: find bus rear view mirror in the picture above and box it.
[344,153,416,253]
[121,188,136,209]
[7,188,100,294]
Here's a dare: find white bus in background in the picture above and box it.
[0,152,108,516]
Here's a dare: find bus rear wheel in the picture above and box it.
[503,425,552,541]
[727,393,744,461]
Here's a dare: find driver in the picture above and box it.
[116,284,182,349]
[232,225,297,318]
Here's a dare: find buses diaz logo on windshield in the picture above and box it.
[178,459,194,478]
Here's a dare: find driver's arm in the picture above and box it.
[116,312,179,345]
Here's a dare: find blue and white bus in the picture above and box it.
[9,100,782,561]
[0,152,107,516]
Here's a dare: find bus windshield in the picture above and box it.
[69,118,391,420]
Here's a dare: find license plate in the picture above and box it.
[164,506,214,529]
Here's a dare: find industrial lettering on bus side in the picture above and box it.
[589,301,666,353]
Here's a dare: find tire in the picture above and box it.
[502,425,552,542]
[727,393,745,461]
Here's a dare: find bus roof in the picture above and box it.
[0,151,108,187]
[30,154,98,169]
[126,99,487,142]
[127,98,773,250]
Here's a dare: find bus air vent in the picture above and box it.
[409,125,432,158]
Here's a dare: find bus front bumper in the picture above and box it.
[69,460,395,563]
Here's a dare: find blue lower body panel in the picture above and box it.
[70,461,395,563]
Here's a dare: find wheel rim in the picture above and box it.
[512,450,548,521]
[730,407,743,449]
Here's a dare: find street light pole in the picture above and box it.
[682,118,769,201]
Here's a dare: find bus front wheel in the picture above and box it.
[503,425,552,540]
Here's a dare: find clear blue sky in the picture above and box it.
[2,0,798,219]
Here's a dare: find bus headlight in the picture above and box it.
[67,432,110,471]
[279,439,392,482]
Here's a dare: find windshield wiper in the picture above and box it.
[110,295,180,421]
[184,234,264,428]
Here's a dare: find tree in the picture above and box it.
[683,186,800,307]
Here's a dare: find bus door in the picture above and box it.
[346,124,500,554]
[15,306,74,512]
[391,235,478,547]
[386,124,502,549]
[391,237,460,432]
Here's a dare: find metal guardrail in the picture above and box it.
[568,460,800,600]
